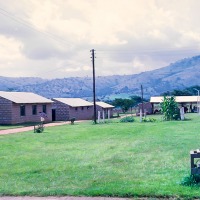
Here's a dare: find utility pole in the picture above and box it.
[91,49,97,123]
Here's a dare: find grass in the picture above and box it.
[0,113,200,197]
[0,125,24,130]
[0,122,38,130]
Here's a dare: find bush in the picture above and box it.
[70,117,76,125]
[34,123,44,133]
[160,96,180,121]
[181,174,200,186]
[120,116,134,123]
[142,117,156,122]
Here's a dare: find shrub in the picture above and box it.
[142,117,156,122]
[160,96,180,121]
[70,117,76,125]
[34,123,44,133]
[181,174,200,186]
[120,116,134,123]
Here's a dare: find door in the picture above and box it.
[52,109,56,121]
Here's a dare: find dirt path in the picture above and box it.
[0,121,70,135]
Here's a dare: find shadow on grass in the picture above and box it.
[182,118,192,121]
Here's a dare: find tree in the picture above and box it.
[161,85,200,96]
[171,89,192,96]
[161,89,191,96]
[160,96,180,121]
[130,95,143,106]
[112,98,134,113]
[187,85,200,95]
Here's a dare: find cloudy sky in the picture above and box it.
[0,0,200,79]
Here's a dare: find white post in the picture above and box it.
[108,110,110,120]
[102,110,105,123]
[140,109,142,122]
[180,107,184,120]
[194,89,200,115]
[98,111,101,123]
[198,94,200,115]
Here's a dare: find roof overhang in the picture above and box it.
[150,96,199,103]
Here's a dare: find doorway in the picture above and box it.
[52,109,56,121]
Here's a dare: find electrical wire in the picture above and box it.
[33,57,92,78]
[0,6,200,79]
[0,7,74,48]
[98,44,199,55]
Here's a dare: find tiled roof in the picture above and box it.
[53,98,93,107]
[150,96,199,103]
[0,91,53,104]
[96,101,114,108]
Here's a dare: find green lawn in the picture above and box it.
[0,114,200,197]
[0,122,38,130]
[0,125,24,130]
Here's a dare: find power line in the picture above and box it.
[1,6,200,80]
[0,7,74,49]
[97,47,200,54]
[1,7,200,55]
[33,58,92,77]
[1,7,199,55]
[0,7,96,78]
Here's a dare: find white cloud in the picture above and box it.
[0,35,23,61]
[64,67,81,72]
[0,0,200,78]
[82,65,91,71]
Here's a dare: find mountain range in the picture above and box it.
[1,55,200,100]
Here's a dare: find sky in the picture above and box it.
[0,0,200,79]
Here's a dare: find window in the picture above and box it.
[87,106,90,110]
[75,107,78,111]
[42,105,47,114]
[32,105,37,115]
[20,105,26,116]
[81,107,84,110]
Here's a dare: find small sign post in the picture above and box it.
[190,149,200,175]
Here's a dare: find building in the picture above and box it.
[0,91,53,124]
[137,102,153,115]
[52,98,93,121]
[150,96,200,113]
[96,102,114,118]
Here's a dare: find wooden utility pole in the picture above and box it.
[91,49,97,124]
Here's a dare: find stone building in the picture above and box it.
[96,102,114,118]
[52,98,93,121]
[137,102,153,115]
[0,91,53,124]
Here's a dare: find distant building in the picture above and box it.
[52,98,93,121]
[0,91,53,124]
[150,96,200,113]
[137,102,153,115]
[95,102,114,118]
